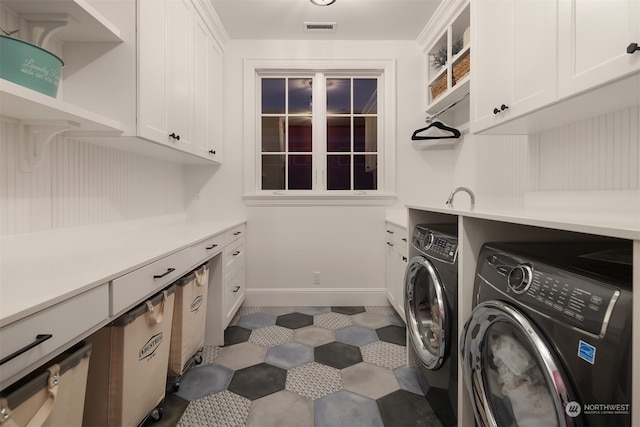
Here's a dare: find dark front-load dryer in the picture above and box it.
[461,241,633,427]
[405,224,458,426]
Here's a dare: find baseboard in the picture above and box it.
[243,287,389,307]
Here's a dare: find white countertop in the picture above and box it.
[407,191,640,241]
[385,210,408,228]
[0,215,246,327]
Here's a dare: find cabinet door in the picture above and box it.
[206,35,223,162]
[471,0,513,131]
[396,250,408,322]
[167,0,193,151]
[558,0,640,98]
[472,0,556,133]
[137,0,169,144]
[193,13,209,158]
[385,239,397,309]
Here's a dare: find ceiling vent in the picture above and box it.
[304,22,337,33]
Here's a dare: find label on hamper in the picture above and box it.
[191,296,203,312]
[139,332,163,361]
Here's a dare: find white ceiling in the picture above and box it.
[208,0,443,40]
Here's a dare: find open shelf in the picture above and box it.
[1,0,121,43]
[0,80,122,133]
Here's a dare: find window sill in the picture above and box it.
[243,193,397,206]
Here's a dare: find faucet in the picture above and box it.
[446,187,475,208]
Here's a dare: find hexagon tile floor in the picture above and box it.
[154,306,444,427]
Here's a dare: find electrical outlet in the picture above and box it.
[313,271,321,284]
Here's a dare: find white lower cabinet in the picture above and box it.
[0,285,109,389]
[385,222,407,322]
[223,233,245,328]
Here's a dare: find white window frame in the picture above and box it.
[243,59,397,206]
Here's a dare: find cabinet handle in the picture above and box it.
[386,242,394,246]
[169,133,180,141]
[386,230,393,234]
[232,286,241,293]
[403,256,408,262]
[233,231,242,236]
[206,244,218,250]
[232,251,241,256]
[402,238,407,242]
[493,104,509,114]
[627,43,639,54]
[153,268,175,279]
[209,150,216,155]
[0,334,53,366]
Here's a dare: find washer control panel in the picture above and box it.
[482,250,619,336]
[412,225,458,264]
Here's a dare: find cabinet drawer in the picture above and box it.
[110,247,192,316]
[224,266,244,325]
[224,224,245,245]
[0,285,109,387]
[224,237,245,273]
[191,234,224,266]
[385,223,408,249]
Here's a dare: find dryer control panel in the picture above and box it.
[479,244,626,337]
[412,224,458,264]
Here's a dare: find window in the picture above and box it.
[243,59,396,205]
[260,74,380,192]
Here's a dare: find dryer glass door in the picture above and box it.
[405,256,447,370]
[460,300,578,427]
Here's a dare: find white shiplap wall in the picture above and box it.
[530,106,640,191]
[1,119,186,237]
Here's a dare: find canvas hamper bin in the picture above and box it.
[168,264,209,380]
[0,341,92,427]
[82,285,175,427]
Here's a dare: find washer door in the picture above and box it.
[404,256,448,370]
[460,300,579,427]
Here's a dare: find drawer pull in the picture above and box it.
[232,286,241,293]
[153,268,175,279]
[386,242,393,246]
[402,238,407,242]
[0,334,53,366]
[386,230,393,234]
[232,251,241,256]
[206,244,218,250]
[233,231,242,236]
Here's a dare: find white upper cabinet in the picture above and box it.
[558,0,640,98]
[471,0,639,135]
[471,0,557,133]
[138,0,193,153]
[193,9,223,161]
[137,0,222,162]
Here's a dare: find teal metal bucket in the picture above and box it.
[0,35,64,97]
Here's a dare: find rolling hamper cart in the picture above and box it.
[82,285,175,427]
[167,264,209,390]
[0,341,92,427]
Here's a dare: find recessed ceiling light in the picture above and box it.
[310,0,336,6]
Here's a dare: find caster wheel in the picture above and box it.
[150,407,163,422]
[194,354,203,365]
